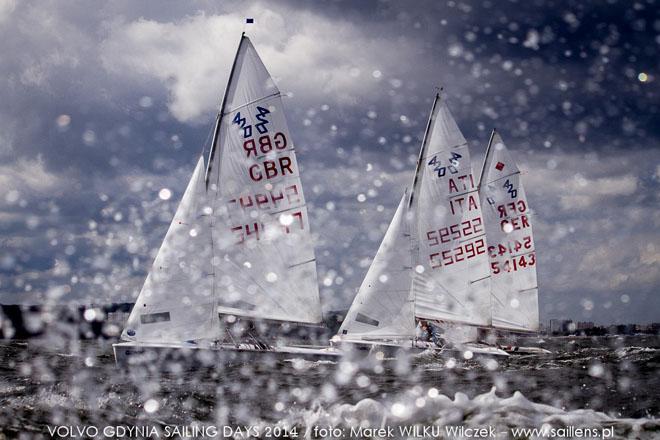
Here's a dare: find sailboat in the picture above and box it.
[333,92,508,358]
[477,130,549,354]
[113,34,340,366]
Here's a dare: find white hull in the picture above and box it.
[113,341,341,367]
[500,345,552,355]
[336,338,509,358]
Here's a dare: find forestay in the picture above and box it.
[207,36,322,324]
[122,158,218,343]
[411,95,492,326]
[338,194,415,339]
[478,131,539,332]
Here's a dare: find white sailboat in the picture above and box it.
[113,34,339,365]
[478,130,549,354]
[334,92,507,358]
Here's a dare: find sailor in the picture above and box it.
[415,320,431,343]
[428,322,446,348]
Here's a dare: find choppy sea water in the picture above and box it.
[0,335,658,439]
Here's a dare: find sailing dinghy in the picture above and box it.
[333,92,507,359]
[478,130,550,355]
[113,34,339,366]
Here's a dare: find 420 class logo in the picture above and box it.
[427,152,462,177]
[233,106,271,138]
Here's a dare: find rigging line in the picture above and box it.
[199,114,218,159]
[470,274,491,284]
[408,90,441,210]
[205,33,246,188]
[288,258,315,269]
[447,187,479,198]
[456,232,487,244]
[484,170,522,185]
[251,146,299,161]
[478,128,497,190]
[222,92,281,116]
[421,141,470,160]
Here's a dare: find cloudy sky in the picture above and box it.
[0,0,658,325]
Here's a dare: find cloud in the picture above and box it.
[0,1,658,326]
[558,174,638,209]
[99,5,428,122]
[0,0,15,24]
[0,158,68,203]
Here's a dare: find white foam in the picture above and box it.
[270,388,659,438]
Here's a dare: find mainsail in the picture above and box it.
[206,35,322,324]
[337,93,492,343]
[338,193,415,339]
[410,94,492,327]
[123,34,322,344]
[478,130,539,332]
[122,157,217,343]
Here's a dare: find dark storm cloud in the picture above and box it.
[0,0,658,325]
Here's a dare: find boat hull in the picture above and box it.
[335,339,509,359]
[113,341,341,368]
[500,345,552,355]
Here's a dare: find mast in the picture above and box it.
[205,33,246,188]
[477,128,497,190]
[408,91,441,210]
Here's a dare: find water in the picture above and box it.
[0,335,658,438]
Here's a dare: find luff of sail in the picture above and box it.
[478,130,539,332]
[411,94,492,327]
[338,193,415,339]
[206,35,322,325]
[122,157,218,343]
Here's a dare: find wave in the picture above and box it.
[273,388,659,439]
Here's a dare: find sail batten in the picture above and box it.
[479,130,539,332]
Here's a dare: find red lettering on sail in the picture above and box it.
[449,194,480,215]
[248,155,296,182]
[448,174,475,193]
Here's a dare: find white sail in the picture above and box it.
[337,193,415,339]
[478,131,539,332]
[411,94,491,326]
[207,36,322,324]
[122,158,218,343]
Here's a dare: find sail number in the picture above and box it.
[429,238,486,269]
[427,152,462,177]
[497,200,527,218]
[230,184,301,212]
[488,236,533,258]
[426,217,483,246]
[232,211,304,244]
[491,253,536,274]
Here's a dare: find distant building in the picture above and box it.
[549,319,575,335]
[549,319,563,334]
[577,321,594,330]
